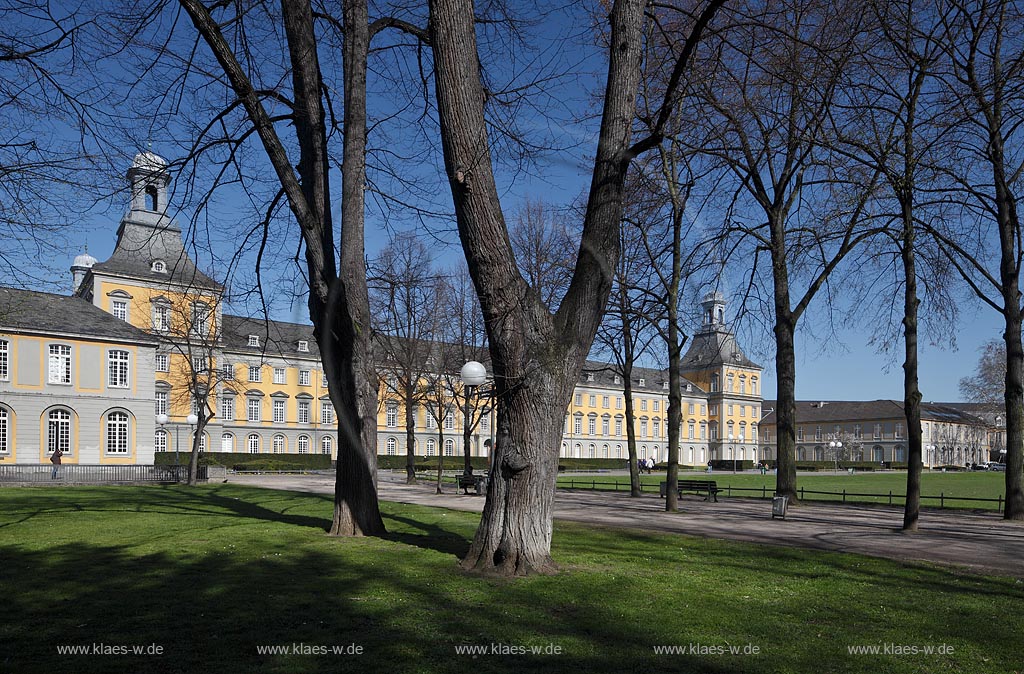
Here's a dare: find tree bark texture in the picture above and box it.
[770,213,799,503]
[902,210,923,531]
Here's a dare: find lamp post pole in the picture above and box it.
[829,439,842,474]
[460,361,488,478]
[728,433,735,473]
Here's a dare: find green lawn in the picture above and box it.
[1,484,1021,673]
[557,471,1012,510]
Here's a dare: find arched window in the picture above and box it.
[48,409,72,455]
[751,377,758,395]
[297,435,310,454]
[602,444,609,458]
[321,436,333,455]
[273,434,285,454]
[247,434,260,454]
[221,433,234,453]
[154,429,167,453]
[616,444,622,458]
[739,375,746,394]
[426,439,436,456]
[0,406,9,454]
[145,184,159,211]
[588,443,596,458]
[726,373,734,392]
[640,445,648,459]
[561,442,567,456]
[106,411,130,454]
[574,443,582,458]
[444,439,454,456]
[386,437,397,455]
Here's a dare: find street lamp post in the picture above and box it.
[728,433,735,473]
[924,444,935,470]
[460,361,487,478]
[829,439,842,474]
[186,412,198,462]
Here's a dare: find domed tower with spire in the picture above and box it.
[681,291,763,464]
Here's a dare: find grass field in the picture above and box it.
[557,471,1012,510]
[1,484,1022,673]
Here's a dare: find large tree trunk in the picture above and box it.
[622,363,642,496]
[326,0,384,536]
[1001,271,1024,520]
[405,384,417,483]
[430,0,648,574]
[902,210,924,531]
[187,410,206,486]
[770,212,799,502]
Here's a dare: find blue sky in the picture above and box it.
[20,0,1000,405]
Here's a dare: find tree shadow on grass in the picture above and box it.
[381,511,473,558]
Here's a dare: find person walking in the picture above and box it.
[50,448,63,479]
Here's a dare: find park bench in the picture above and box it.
[455,474,488,495]
[659,479,720,502]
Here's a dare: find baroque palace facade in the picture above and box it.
[0,153,1002,466]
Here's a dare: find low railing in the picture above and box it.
[0,464,206,484]
[556,479,1007,513]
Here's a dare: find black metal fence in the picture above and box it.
[556,479,1007,513]
[0,464,206,484]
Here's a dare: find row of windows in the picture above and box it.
[709,374,759,395]
[0,342,135,388]
[0,406,133,455]
[153,430,332,454]
[384,437,457,456]
[384,405,484,431]
[155,392,336,425]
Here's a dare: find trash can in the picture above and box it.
[772,495,789,520]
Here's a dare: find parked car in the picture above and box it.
[974,462,992,471]
[989,463,1007,472]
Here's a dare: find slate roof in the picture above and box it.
[88,217,222,291]
[759,400,990,426]
[221,314,320,360]
[681,325,760,371]
[580,360,704,395]
[0,287,157,344]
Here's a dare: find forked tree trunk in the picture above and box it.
[460,374,573,574]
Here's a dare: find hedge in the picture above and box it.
[154,452,332,471]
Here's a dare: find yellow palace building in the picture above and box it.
[1,152,765,465]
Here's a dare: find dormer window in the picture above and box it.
[248,335,260,347]
[298,340,309,353]
[151,260,166,273]
[662,381,669,391]
[586,373,594,382]
[638,378,645,387]
[613,375,621,384]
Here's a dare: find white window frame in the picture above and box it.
[248,433,260,453]
[273,399,286,423]
[247,397,262,422]
[155,391,168,416]
[0,339,7,381]
[221,433,234,453]
[0,406,9,454]
[273,435,285,453]
[273,367,286,385]
[155,354,169,372]
[321,402,334,425]
[248,335,260,347]
[298,340,309,352]
[153,304,170,332]
[221,395,235,421]
[191,302,210,336]
[154,429,167,453]
[298,435,310,454]
[107,350,130,388]
[321,436,332,454]
[112,299,128,322]
[297,400,310,424]
[299,370,311,386]
[48,344,72,385]
[106,411,130,455]
[386,405,398,428]
[249,365,262,382]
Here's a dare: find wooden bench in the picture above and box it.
[659,479,720,502]
[455,474,488,495]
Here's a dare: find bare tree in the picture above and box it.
[1,2,106,286]
[508,199,577,312]
[177,0,387,535]
[684,0,881,503]
[429,0,725,574]
[959,340,1006,411]
[926,0,1024,518]
[370,232,447,483]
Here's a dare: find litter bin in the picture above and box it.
[772,495,789,520]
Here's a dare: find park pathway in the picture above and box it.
[228,472,1024,578]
